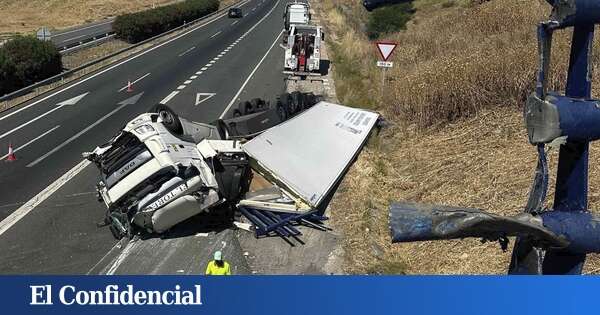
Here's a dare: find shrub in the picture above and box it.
[366,3,415,39]
[0,36,62,96]
[114,0,219,43]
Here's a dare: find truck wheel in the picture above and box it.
[278,93,292,117]
[233,109,242,117]
[151,104,183,135]
[250,98,266,112]
[276,102,287,122]
[290,91,303,114]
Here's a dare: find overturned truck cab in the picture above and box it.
[86,96,381,240]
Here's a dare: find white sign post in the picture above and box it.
[36,27,52,41]
[375,41,398,94]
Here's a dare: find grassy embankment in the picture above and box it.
[322,0,600,274]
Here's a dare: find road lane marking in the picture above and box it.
[220,29,284,119]
[201,67,208,71]
[0,125,60,160]
[210,31,222,38]
[196,71,203,75]
[0,159,91,236]
[206,63,213,67]
[118,72,150,92]
[0,106,63,141]
[190,75,198,79]
[195,93,217,106]
[231,21,239,26]
[209,60,216,64]
[160,91,179,104]
[0,0,266,240]
[178,46,196,57]
[26,92,143,167]
[177,85,186,90]
[0,0,252,123]
[184,80,192,84]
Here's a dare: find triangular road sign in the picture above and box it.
[195,93,216,106]
[375,42,398,62]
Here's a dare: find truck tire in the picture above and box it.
[151,104,183,135]
[233,109,242,117]
[278,93,293,117]
[250,98,266,112]
[276,102,287,122]
[290,91,303,114]
[239,101,255,115]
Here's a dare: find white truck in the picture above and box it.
[284,1,311,30]
[86,96,381,240]
[283,24,323,77]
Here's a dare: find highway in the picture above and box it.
[0,0,288,274]
[50,19,114,50]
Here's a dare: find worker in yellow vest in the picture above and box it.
[205,251,231,275]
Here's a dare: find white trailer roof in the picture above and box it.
[242,102,379,208]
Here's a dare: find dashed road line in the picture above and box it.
[231,21,239,26]
[1,125,60,161]
[177,85,186,90]
[160,91,179,104]
[118,72,150,92]
[178,46,196,57]
[210,31,222,38]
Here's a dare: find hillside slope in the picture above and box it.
[322,0,600,274]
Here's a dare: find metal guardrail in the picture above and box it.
[0,0,243,104]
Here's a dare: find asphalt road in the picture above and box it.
[0,0,287,274]
[50,19,114,50]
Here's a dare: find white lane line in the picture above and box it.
[178,46,196,57]
[0,159,91,236]
[160,91,179,104]
[231,21,238,26]
[0,0,250,123]
[206,63,213,67]
[201,67,208,71]
[118,72,150,92]
[184,80,192,84]
[220,29,284,119]
[0,125,60,160]
[252,7,256,11]
[177,85,186,90]
[106,241,136,275]
[210,60,216,64]
[0,0,260,239]
[27,104,130,167]
[0,105,65,141]
[218,53,224,57]
[213,57,220,61]
[196,71,203,75]
[190,75,198,79]
[210,30,222,38]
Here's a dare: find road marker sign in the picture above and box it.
[195,93,216,106]
[375,41,398,62]
[56,92,89,106]
[36,27,51,41]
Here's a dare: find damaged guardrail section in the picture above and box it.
[388,0,600,274]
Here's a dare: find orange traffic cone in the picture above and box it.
[126,80,133,93]
[6,143,16,161]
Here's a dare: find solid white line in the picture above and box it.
[0,1,251,123]
[106,241,136,275]
[118,72,150,92]
[177,85,186,90]
[184,80,192,84]
[0,159,91,236]
[27,104,129,167]
[0,0,258,238]
[220,29,284,119]
[0,105,64,141]
[231,21,239,26]
[0,125,60,160]
[210,31,222,38]
[159,91,179,104]
[178,46,196,57]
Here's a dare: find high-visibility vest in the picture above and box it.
[205,260,231,275]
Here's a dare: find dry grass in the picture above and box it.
[0,0,237,34]
[321,0,600,274]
